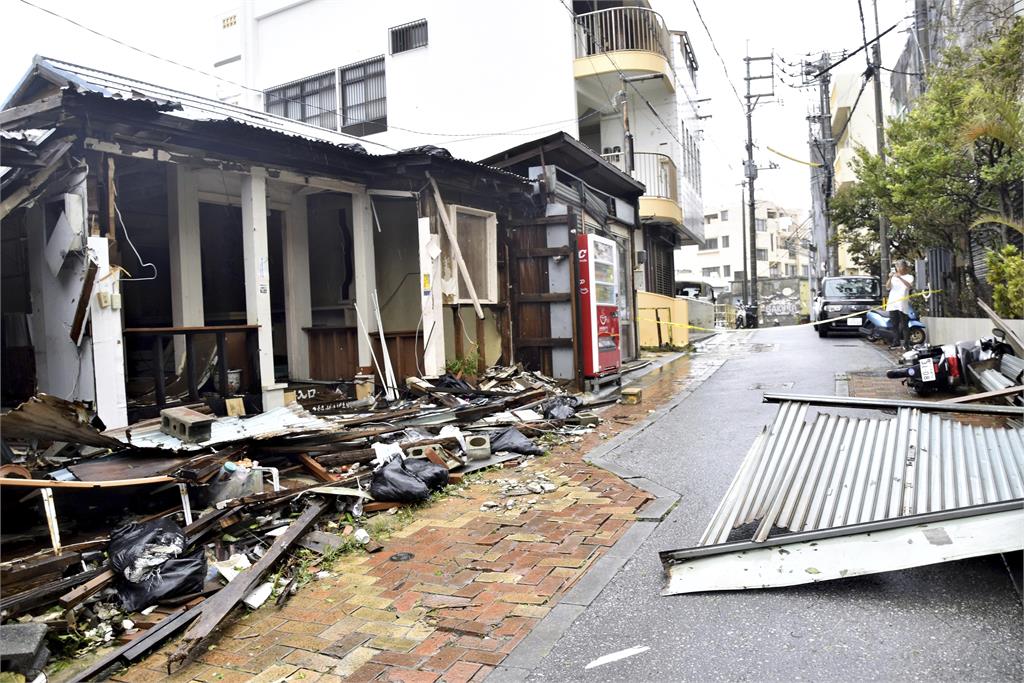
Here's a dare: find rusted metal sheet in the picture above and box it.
[0,394,124,448]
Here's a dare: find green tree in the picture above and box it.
[985,245,1024,318]
[830,17,1024,314]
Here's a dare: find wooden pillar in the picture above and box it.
[351,190,377,371]
[418,215,445,376]
[283,194,312,380]
[167,165,204,365]
[88,235,128,428]
[241,168,281,406]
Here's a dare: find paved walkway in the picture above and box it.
[109,352,717,683]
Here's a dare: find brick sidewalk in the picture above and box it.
[105,359,698,683]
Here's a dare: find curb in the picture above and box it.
[485,348,732,681]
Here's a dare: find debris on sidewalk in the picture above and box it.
[0,365,604,678]
[660,393,1024,595]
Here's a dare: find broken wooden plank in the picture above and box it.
[363,501,402,513]
[59,568,114,608]
[0,567,105,615]
[0,476,177,488]
[942,384,1023,404]
[168,500,327,668]
[296,453,339,482]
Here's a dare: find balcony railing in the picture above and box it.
[602,152,678,202]
[575,7,671,61]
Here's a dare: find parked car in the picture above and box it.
[812,276,881,338]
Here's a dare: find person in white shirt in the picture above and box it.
[886,259,915,349]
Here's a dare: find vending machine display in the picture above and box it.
[577,233,621,377]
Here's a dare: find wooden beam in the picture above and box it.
[941,385,1023,404]
[169,500,326,668]
[0,476,177,489]
[426,173,484,319]
[59,568,114,608]
[515,247,573,258]
[0,138,73,221]
[518,293,571,303]
[296,454,338,482]
[0,94,63,127]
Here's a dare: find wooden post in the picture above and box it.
[426,173,484,319]
[476,314,486,375]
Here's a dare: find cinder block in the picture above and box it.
[620,387,642,405]
[160,406,215,443]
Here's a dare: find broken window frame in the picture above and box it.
[444,204,498,305]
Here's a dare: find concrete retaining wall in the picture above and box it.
[637,292,688,348]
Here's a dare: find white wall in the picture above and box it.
[923,316,1024,346]
[220,0,579,161]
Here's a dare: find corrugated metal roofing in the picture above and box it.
[22,57,529,185]
[699,401,1024,546]
[115,404,334,452]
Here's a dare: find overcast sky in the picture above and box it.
[2,0,913,216]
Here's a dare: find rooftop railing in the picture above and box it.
[574,6,672,61]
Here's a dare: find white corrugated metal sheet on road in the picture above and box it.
[661,396,1024,595]
[700,402,1024,546]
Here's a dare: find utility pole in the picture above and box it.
[804,53,838,278]
[871,0,891,276]
[739,185,749,305]
[744,53,774,324]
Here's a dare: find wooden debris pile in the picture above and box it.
[0,366,600,679]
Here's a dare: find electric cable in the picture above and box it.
[114,200,159,282]
[689,0,745,111]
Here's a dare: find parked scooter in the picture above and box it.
[860,305,927,346]
[885,329,1015,395]
[735,304,758,329]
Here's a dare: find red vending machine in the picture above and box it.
[577,233,621,377]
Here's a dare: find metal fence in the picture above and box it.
[574,6,671,60]
[602,152,677,202]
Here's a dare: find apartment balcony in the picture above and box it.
[574,7,674,97]
[603,151,683,227]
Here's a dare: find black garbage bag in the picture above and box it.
[403,457,449,491]
[117,548,206,612]
[369,456,431,503]
[542,396,582,420]
[109,519,186,583]
[435,374,476,391]
[490,427,544,456]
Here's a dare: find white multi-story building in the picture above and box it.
[677,202,810,297]
[210,0,704,295]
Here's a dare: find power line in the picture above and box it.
[810,21,901,78]
[17,0,593,148]
[690,0,745,111]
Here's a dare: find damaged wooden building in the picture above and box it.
[1,57,650,428]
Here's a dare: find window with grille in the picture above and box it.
[755,218,767,232]
[721,235,730,248]
[756,248,768,261]
[390,19,428,54]
[723,265,731,277]
[340,56,387,136]
[719,210,728,221]
[265,69,338,130]
[700,237,718,251]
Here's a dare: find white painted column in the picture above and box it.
[167,165,204,365]
[88,235,128,428]
[418,216,445,376]
[351,190,377,371]
[283,194,312,380]
[241,168,282,407]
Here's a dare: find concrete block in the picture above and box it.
[465,433,491,460]
[0,622,49,677]
[160,406,215,443]
[620,387,642,405]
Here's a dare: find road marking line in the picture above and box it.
[584,645,650,670]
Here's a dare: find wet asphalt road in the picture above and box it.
[527,328,1023,682]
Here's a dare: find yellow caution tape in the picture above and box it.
[639,289,943,334]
